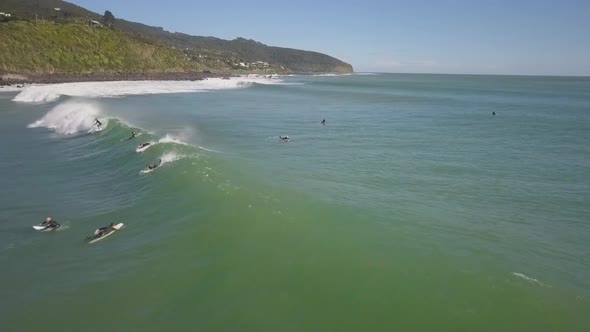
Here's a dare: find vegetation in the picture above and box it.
[102,10,115,28]
[0,0,353,74]
[0,21,201,74]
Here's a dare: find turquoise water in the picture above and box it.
[1,74,589,331]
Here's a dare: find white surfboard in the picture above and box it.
[33,224,61,232]
[88,223,124,244]
[140,168,155,174]
[136,143,152,153]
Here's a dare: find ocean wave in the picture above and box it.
[311,73,354,77]
[0,85,27,92]
[27,100,106,135]
[140,152,186,174]
[13,77,284,104]
[160,151,185,165]
[512,272,545,286]
[158,134,191,146]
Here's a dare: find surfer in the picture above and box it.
[321,119,326,125]
[138,142,150,149]
[279,136,290,141]
[127,131,137,140]
[146,159,162,170]
[40,217,60,229]
[90,223,115,239]
[492,111,496,115]
[94,118,102,129]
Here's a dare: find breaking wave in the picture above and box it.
[27,100,106,135]
[13,77,285,104]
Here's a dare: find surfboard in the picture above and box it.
[33,224,60,232]
[140,168,155,174]
[87,223,124,244]
[136,143,152,153]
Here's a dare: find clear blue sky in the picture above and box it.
[72,0,590,76]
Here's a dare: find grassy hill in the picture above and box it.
[0,0,353,74]
[0,21,200,74]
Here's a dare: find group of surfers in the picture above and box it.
[94,119,160,171]
[37,217,116,241]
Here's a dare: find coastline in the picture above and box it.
[0,71,231,87]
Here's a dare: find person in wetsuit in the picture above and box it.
[93,223,116,237]
[40,217,60,229]
[146,159,162,170]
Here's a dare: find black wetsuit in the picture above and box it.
[42,220,60,228]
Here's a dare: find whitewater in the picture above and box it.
[12,76,285,103]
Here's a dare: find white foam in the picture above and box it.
[160,151,184,165]
[197,146,221,153]
[27,100,106,135]
[0,85,27,92]
[312,73,354,77]
[13,77,285,104]
[140,152,186,174]
[512,272,544,286]
[159,134,191,146]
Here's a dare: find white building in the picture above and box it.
[90,20,103,27]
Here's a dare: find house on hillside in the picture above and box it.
[0,12,12,17]
[89,20,103,27]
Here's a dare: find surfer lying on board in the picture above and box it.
[146,159,162,170]
[127,131,137,140]
[40,217,60,229]
[93,223,116,237]
[279,136,290,141]
[138,142,151,149]
[94,118,102,129]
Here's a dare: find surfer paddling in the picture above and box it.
[40,217,60,229]
[145,159,162,171]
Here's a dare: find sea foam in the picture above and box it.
[512,272,545,286]
[13,77,284,103]
[27,100,105,135]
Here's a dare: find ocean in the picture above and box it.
[1,74,589,331]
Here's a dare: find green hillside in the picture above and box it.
[0,21,200,74]
[0,0,353,74]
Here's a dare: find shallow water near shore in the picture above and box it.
[1,74,589,331]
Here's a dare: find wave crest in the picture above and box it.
[27,100,105,135]
[13,77,284,104]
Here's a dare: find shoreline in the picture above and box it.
[0,71,232,87]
